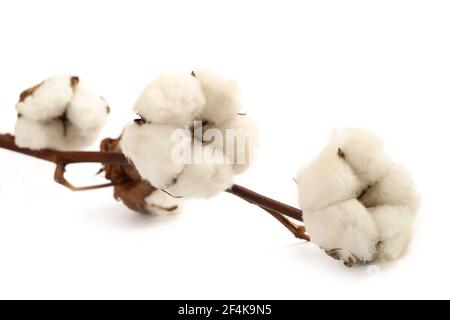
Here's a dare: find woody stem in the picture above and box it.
[0,133,304,223]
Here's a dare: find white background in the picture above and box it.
[0,0,448,300]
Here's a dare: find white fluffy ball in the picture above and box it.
[296,129,419,265]
[122,70,258,199]
[14,75,109,151]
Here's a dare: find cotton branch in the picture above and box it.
[0,133,307,240]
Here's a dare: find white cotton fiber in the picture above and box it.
[296,146,363,212]
[16,75,73,121]
[194,69,241,125]
[121,122,192,189]
[336,128,392,184]
[369,205,415,261]
[67,82,109,131]
[166,144,234,199]
[303,199,379,264]
[297,128,420,266]
[212,114,259,174]
[15,117,64,150]
[134,73,206,127]
[122,70,258,199]
[14,75,109,151]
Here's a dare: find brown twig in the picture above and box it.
[262,207,310,241]
[0,133,305,230]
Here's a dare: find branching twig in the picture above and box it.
[0,133,305,237]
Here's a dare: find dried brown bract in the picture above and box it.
[100,137,157,214]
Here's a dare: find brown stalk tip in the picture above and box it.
[70,76,80,89]
[19,83,42,102]
[338,148,346,159]
[106,106,111,114]
[191,71,196,77]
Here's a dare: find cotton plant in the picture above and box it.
[0,70,420,268]
[296,129,420,267]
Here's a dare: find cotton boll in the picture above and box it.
[369,206,415,261]
[145,190,183,216]
[66,81,109,131]
[15,117,64,150]
[337,128,392,184]
[121,122,191,189]
[296,147,363,212]
[194,69,241,125]
[297,128,420,265]
[16,75,73,121]
[14,75,109,151]
[166,144,234,199]
[207,114,259,174]
[134,73,205,127]
[303,199,380,265]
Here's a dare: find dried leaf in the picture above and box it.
[100,137,156,214]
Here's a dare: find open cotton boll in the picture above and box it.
[296,147,363,212]
[14,75,110,151]
[145,190,183,216]
[297,128,419,266]
[67,82,109,131]
[166,144,234,199]
[121,122,192,189]
[337,128,392,184]
[16,75,73,121]
[210,114,259,174]
[193,69,241,125]
[134,73,206,127]
[15,117,65,150]
[303,199,379,265]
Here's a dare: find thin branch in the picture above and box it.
[54,162,116,192]
[0,133,304,222]
[0,133,127,165]
[262,207,310,241]
[226,185,303,222]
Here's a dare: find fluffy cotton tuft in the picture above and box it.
[15,117,64,150]
[165,144,234,199]
[14,75,109,151]
[193,69,241,125]
[16,75,74,121]
[120,122,191,189]
[296,129,419,266]
[134,73,205,127]
[211,114,259,174]
[121,70,258,199]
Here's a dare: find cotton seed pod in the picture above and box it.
[122,70,258,199]
[296,129,419,266]
[101,137,183,215]
[15,75,109,151]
